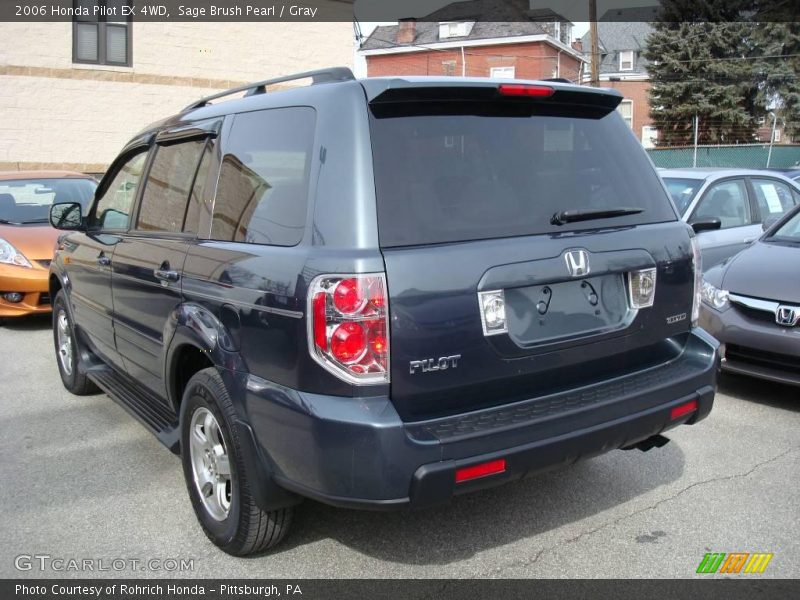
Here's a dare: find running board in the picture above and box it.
[87,366,180,454]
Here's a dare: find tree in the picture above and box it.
[752,22,800,139]
[643,1,760,146]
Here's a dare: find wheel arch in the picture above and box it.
[165,302,246,414]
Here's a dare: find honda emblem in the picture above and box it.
[564,250,590,277]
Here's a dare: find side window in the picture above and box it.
[691,180,751,229]
[750,178,797,222]
[183,142,214,236]
[137,139,206,233]
[93,149,148,230]
[211,107,315,246]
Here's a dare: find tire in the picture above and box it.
[180,367,292,555]
[52,291,99,395]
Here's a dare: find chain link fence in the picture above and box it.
[647,144,800,169]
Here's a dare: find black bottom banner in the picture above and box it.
[4,579,800,600]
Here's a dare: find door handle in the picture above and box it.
[154,269,180,283]
[97,253,111,267]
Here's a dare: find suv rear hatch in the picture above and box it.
[365,80,695,421]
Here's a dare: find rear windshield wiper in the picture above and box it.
[550,207,643,226]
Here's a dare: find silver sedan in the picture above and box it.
[660,168,800,269]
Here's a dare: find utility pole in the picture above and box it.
[693,115,699,168]
[589,0,599,86]
[766,112,777,168]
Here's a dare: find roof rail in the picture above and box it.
[182,66,355,112]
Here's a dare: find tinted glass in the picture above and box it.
[183,142,213,235]
[138,140,206,233]
[750,178,797,221]
[691,180,751,229]
[211,107,315,246]
[662,177,703,215]
[94,149,148,230]
[369,107,675,247]
[0,178,96,224]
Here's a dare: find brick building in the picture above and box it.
[0,17,353,174]
[360,19,584,83]
[581,17,656,145]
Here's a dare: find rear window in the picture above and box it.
[210,107,315,247]
[369,106,676,247]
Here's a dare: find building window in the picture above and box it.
[490,66,515,79]
[73,0,132,67]
[617,100,633,129]
[442,60,457,76]
[619,50,634,71]
[438,21,474,39]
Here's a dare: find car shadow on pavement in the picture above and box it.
[1,314,52,331]
[718,372,800,412]
[271,443,686,565]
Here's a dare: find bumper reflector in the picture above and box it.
[455,459,506,483]
[670,399,698,420]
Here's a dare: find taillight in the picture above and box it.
[498,84,554,97]
[308,274,389,384]
[690,236,702,326]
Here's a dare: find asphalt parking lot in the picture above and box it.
[1,315,798,579]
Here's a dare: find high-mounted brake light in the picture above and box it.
[498,84,555,98]
[308,274,390,384]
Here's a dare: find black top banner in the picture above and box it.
[0,0,797,22]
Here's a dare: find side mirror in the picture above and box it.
[762,216,780,232]
[691,218,722,233]
[49,202,84,231]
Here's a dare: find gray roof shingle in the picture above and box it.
[580,19,653,76]
[361,21,558,51]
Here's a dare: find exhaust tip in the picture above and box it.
[622,434,670,452]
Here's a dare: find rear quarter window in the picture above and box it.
[369,105,676,247]
[210,107,315,247]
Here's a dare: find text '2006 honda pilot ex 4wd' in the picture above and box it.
[48,68,719,555]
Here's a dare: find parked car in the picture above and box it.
[48,68,718,555]
[0,171,96,322]
[700,203,800,385]
[660,168,800,269]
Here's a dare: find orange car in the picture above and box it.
[0,171,96,321]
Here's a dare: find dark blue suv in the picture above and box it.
[48,68,718,555]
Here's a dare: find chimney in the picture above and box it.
[572,40,583,52]
[397,18,416,45]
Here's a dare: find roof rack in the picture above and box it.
[182,66,355,112]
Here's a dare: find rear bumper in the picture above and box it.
[700,304,800,386]
[235,328,719,510]
[0,267,51,317]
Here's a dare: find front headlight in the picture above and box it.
[0,237,32,268]
[701,280,730,311]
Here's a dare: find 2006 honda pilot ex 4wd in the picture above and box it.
[48,68,719,555]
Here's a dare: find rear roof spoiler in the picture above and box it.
[362,78,622,113]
